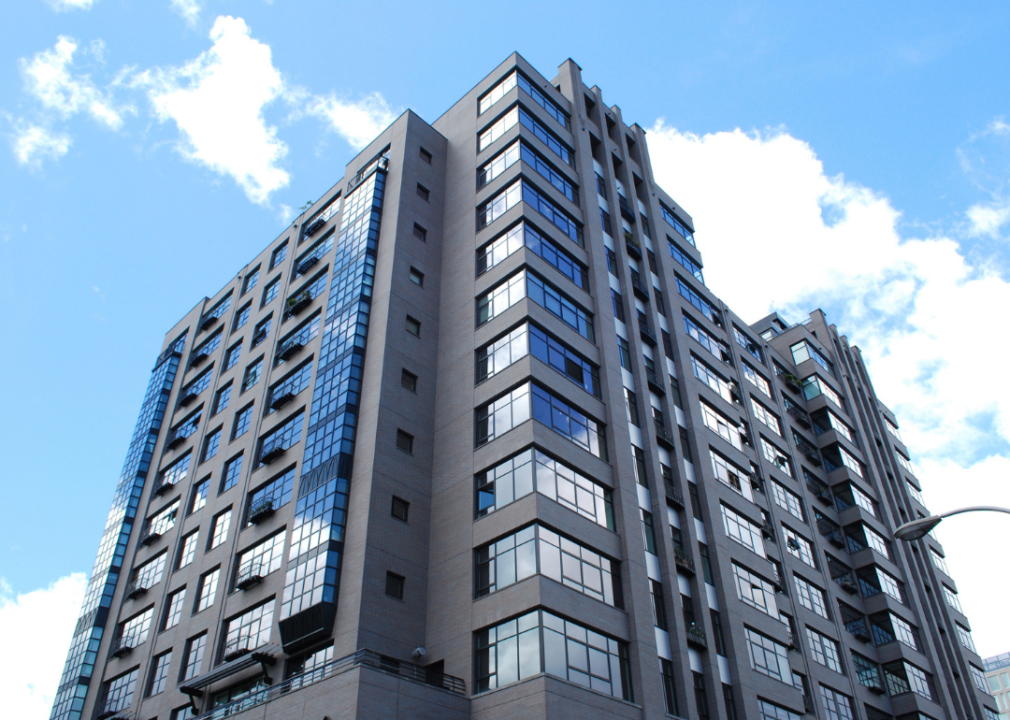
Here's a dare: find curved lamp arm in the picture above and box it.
[893,506,1010,541]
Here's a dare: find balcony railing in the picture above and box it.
[654,421,675,449]
[276,338,304,362]
[236,561,268,591]
[295,256,320,277]
[125,579,149,600]
[138,528,162,548]
[186,647,464,720]
[223,634,258,662]
[260,438,287,465]
[778,372,802,393]
[109,633,141,659]
[798,443,822,466]
[833,573,858,594]
[249,499,275,525]
[787,406,811,428]
[189,350,210,368]
[685,623,707,648]
[639,322,657,346]
[177,389,200,407]
[302,217,326,237]
[645,369,664,395]
[93,697,130,720]
[664,478,684,507]
[673,547,695,574]
[618,195,636,222]
[269,390,295,411]
[625,233,642,259]
[631,275,650,300]
[285,290,313,316]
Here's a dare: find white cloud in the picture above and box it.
[20,37,126,130]
[11,121,71,166]
[966,199,1010,238]
[647,122,1010,651]
[170,0,201,26]
[47,0,95,11]
[134,16,290,204]
[305,91,398,150]
[0,574,87,720]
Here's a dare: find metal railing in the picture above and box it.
[188,648,465,720]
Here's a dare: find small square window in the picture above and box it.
[408,267,424,287]
[416,184,430,202]
[385,571,405,599]
[401,370,417,392]
[413,223,427,242]
[270,242,288,270]
[396,429,414,454]
[419,147,432,164]
[405,316,421,337]
[243,267,260,294]
[391,496,410,522]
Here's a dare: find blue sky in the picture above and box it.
[2,1,1010,714]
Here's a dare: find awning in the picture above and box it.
[179,643,279,696]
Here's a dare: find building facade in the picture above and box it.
[51,54,998,720]
[984,654,1010,719]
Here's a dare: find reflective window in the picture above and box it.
[221,454,243,493]
[477,268,594,341]
[477,221,587,290]
[235,531,285,588]
[267,359,314,411]
[793,575,828,618]
[806,627,842,672]
[660,202,695,246]
[162,587,186,630]
[479,140,578,204]
[247,467,295,523]
[676,277,719,324]
[212,384,232,416]
[243,267,259,294]
[883,661,933,700]
[180,367,214,402]
[475,610,630,700]
[783,526,815,567]
[258,411,304,465]
[668,238,704,283]
[818,685,853,720]
[117,605,155,649]
[772,482,804,522]
[225,342,242,371]
[191,329,223,362]
[241,358,263,393]
[692,355,734,403]
[701,401,742,451]
[195,568,219,612]
[210,509,232,549]
[159,453,191,492]
[147,650,172,696]
[147,499,180,537]
[802,375,842,409]
[791,340,833,375]
[684,313,729,360]
[744,627,790,682]
[201,428,221,462]
[732,563,777,617]
[722,504,765,558]
[711,449,751,500]
[476,524,617,605]
[181,633,207,681]
[177,530,199,569]
[759,700,802,720]
[761,436,792,477]
[476,448,613,528]
[858,566,904,603]
[99,668,139,716]
[269,242,287,270]
[233,303,251,332]
[930,547,949,574]
[752,399,782,437]
[743,363,771,396]
[851,651,883,691]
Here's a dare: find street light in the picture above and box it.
[893,506,1010,541]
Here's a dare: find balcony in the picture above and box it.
[249,499,275,525]
[277,339,304,362]
[631,275,650,301]
[798,444,822,467]
[93,699,129,720]
[177,389,199,407]
[639,322,657,346]
[109,634,138,659]
[778,372,802,394]
[834,573,858,594]
[236,562,267,591]
[674,547,695,574]
[664,479,684,507]
[625,232,642,259]
[165,431,186,450]
[762,520,776,540]
[260,440,287,465]
[199,314,218,332]
[812,483,834,506]
[189,350,210,368]
[223,633,257,662]
[646,369,665,395]
[286,290,312,316]
[685,623,707,648]
[303,217,326,237]
[252,329,268,347]
[654,422,675,449]
[153,477,176,496]
[125,579,149,600]
[787,406,811,428]
[296,256,319,277]
[139,529,162,548]
[270,390,295,411]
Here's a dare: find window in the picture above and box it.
[732,563,778,617]
[626,389,640,426]
[693,673,710,720]
[743,363,770,396]
[676,277,720,324]
[235,531,285,587]
[641,510,657,554]
[180,634,207,683]
[476,524,617,605]
[146,499,180,538]
[883,661,933,700]
[158,453,192,494]
[147,651,172,696]
[225,342,242,371]
[262,277,280,306]
[210,509,232,549]
[195,569,219,612]
[396,429,414,454]
[180,367,214,403]
[477,221,587,288]
[684,313,729,360]
[269,242,287,270]
[385,572,405,599]
[416,183,430,201]
[413,223,427,241]
[177,530,199,569]
[971,664,990,693]
[802,375,842,409]
[807,627,843,672]
[605,246,618,274]
[818,685,853,720]
[692,355,734,403]
[772,482,804,522]
[233,303,251,332]
[791,340,833,374]
[957,624,977,652]
[668,238,704,282]
[783,526,815,567]
[405,315,421,337]
[751,399,782,436]
[243,267,260,294]
[191,329,223,364]
[212,384,232,416]
[216,454,242,494]
[419,146,432,164]
[851,652,883,691]
[649,580,667,629]
[700,401,742,450]
[408,266,424,286]
[475,447,613,529]
[241,358,262,392]
[758,700,802,720]
[98,668,139,716]
[252,316,272,347]
[201,428,221,462]
[722,504,765,557]
[391,496,409,522]
[246,466,295,522]
[611,289,625,322]
[661,660,679,715]
[401,369,417,392]
[710,450,750,499]
[162,587,186,630]
[761,436,792,477]
[794,575,828,618]
[930,547,949,574]
[744,627,791,682]
[117,606,155,649]
[232,403,254,439]
[475,609,630,700]
[189,478,208,514]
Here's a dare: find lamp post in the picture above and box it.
[893,506,1010,541]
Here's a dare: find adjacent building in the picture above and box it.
[51,53,999,720]
[985,654,1010,719]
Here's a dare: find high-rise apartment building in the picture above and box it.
[51,54,998,720]
[984,654,1010,719]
